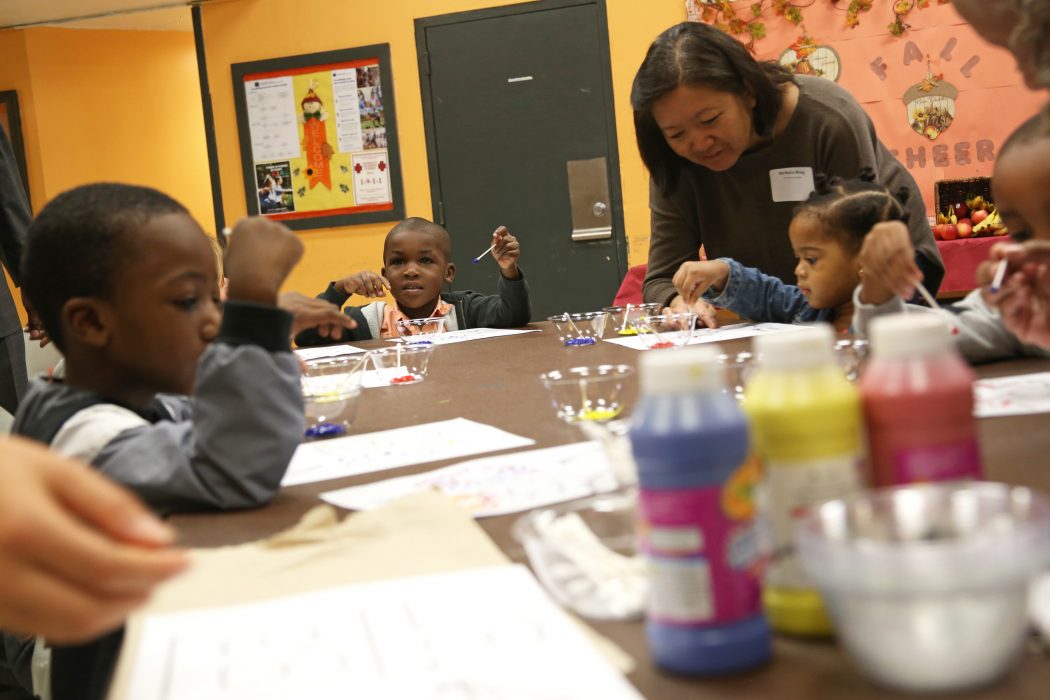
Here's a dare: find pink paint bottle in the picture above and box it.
[860,313,983,487]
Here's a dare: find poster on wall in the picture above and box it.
[232,45,404,230]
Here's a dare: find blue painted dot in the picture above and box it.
[305,422,346,438]
[564,337,597,346]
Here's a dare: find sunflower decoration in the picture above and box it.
[903,58,958,141]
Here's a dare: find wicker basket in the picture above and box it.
[934,176,993,216]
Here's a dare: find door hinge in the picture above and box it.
[437,200,444,225]
[424,50,431,76]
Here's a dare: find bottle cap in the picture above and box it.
[638,345,726,394]
[868,312,951,359]
[752,324,835,370]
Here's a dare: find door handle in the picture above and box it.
[567,157,612,242]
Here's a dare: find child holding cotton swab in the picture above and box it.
[854,114,1050,363]
[295,218,531,345]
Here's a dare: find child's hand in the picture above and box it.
[672,260,730,306]
[334,271,390,298]
[278,292,358,340]
[224,218,303,305]
[981,241,1050,348]
[490,226,521,279]
[857,221,920,304]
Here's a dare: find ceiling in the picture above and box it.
[0,0,205,31]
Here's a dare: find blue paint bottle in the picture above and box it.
[628,346,771,675]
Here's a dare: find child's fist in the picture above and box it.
[491,226,521,279]
[224,218,303,305]
[334,271,390,298]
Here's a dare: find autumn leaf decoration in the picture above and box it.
[689,0,951,49]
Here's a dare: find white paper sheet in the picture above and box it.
[386,327,540,346]
[282,418,535,486]
[974,372,1050,418]
[244,76,301,163]
[120,565,642,700]
[294,344,368,361]
[321,441,618,517]
[602,321,802,350]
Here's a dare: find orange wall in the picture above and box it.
[0,26,212,324]
[200,0,683,300]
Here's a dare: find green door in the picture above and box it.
[416,0,626,320]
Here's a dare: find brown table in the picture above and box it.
[174,324,1050,699]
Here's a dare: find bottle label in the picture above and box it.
[757,453,863,590]
[894,439,982,483]
[638,457,762,626]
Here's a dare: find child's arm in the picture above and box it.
[64,219,309,514]
[489,226,521,280]
[278,291,357,341]
[698,258,811,323]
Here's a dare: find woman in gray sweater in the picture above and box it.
[632,22,942,326]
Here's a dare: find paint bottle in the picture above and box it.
[629,346,771,675]
[860,313,982,487]
[743,325,864,637]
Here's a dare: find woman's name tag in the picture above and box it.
[769,167,815,202]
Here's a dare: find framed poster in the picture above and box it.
[0,90,30,201]
[232,45,404,230]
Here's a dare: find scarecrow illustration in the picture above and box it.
[300,81,333,191]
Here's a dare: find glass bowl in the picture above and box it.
[631,313,697,349]
[602,303,662,336]
[717,351,754,401]
[512,491,646,620]
[396,316,447,345]
[796,482,1050,693]
[366,345,435,385]
[301,355,368,439]
[538,365,635,423]
[834,338,869,382]
[547,312,608,347]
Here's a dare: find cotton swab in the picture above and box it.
[914,283,941,310]
[620,304,632,333]
[989,258,1009,294]
[471,243,496,264]
[221,226,232,239]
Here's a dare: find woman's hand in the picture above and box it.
[667,294,720,328]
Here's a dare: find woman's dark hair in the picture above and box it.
[631,22,796,194]
[794,168,910,255]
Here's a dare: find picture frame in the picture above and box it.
[0,90,30,201]
[231,44,404,230]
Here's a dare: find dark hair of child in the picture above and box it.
[1000,111,1050,156]
[384,217,453,260]
[21,183,187,351]
[795,168,911,256]
[631,21,796,194]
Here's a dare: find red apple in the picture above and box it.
[940,224,959,241]
[932,224,944,240]
[957,221,973,238]
[971,209,989,225]
[953,202,969,219]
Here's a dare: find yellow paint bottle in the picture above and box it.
[743,325,865,637]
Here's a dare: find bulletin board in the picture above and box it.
[232,45,405,230]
